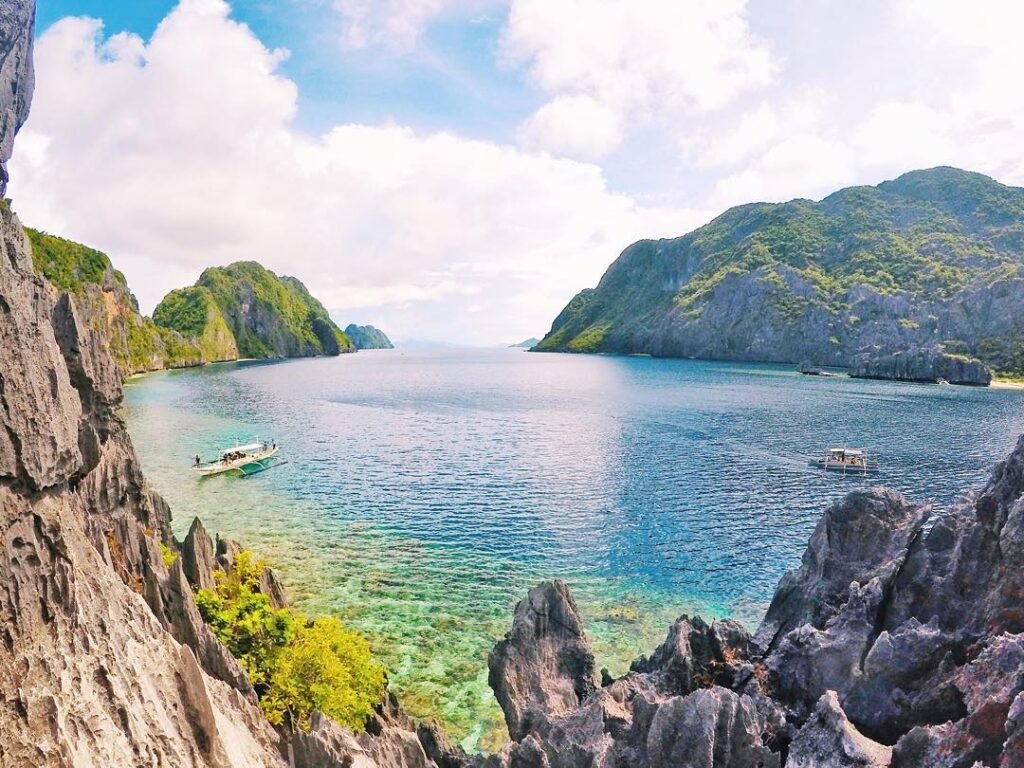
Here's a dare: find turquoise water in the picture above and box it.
[122,349,1024,750]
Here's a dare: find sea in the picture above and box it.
[122,348,1024,751]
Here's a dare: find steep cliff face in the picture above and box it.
[850,346,992,385]
[537,168,1024,377]
[156,262,354,359]
[0,0,33,199]
[345,323,395,350]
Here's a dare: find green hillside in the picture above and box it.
[538,167,1024,375]
[26,228,203,374]
[155,261,353,359]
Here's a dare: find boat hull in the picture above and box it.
[811,459,879,474]
[195,446,279,477]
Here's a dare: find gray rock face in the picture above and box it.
[850,347,992,385]
[488,580,597,741]
[283,695,472,768]
[0,0,33,197]
[182,516,218,592]
[754,488,929,654]
[787,691,891,768]
[487,582,780,767]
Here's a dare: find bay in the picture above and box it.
[122,348,1024,750]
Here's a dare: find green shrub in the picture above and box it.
[159,541,178,568]
[195,551,385,731]
[263,617,386,731]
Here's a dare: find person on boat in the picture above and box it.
[195,454,201,467]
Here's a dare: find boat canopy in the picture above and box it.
[828,447,865,456]
[220,442,265,455]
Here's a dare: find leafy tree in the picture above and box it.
[263,617,386,731]
[195,550,385,732]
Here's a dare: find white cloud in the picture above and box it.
[503,0,776,158]
[10,0,700,345]
[517,94,623,159]
[710,134,857,209]
[332,0,446,50]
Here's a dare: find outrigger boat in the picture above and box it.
[194,439,280,477]
[812,447,879,475]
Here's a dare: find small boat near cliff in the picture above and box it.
[193,440,280,477]
[812,447,879,475]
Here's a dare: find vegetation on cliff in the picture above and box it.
[538,167,1024,375]
[156,261,354,359]
[26,228,204,374]
[344,323,394,350]
[196,551,385,732]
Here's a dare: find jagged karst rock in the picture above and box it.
[282,695,473,768]
[787,691,891,768]
[0,0,33,197]
[630,615,754,695]
[850,347,992,386]
[183,516,218,592]
[488,580,598,741]
[635,686,779,768]
[755,488,929,653]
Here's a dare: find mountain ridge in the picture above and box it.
[537,166,1024,376]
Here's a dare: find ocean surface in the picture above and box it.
[122,348,1024,751]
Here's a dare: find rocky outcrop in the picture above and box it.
[537,167,1024,377]
[850,347,992,385]
[787,692,891,768]
[485,434,1024,766]
[488,580,597,741]
[283,695,468,768]
[346,323,395,349]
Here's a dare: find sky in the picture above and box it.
[10,0,1024,345]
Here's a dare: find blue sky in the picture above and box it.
[12,1,1024,344]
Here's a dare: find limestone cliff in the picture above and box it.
[537,167,1024,379]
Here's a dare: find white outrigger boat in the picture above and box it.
[812,447,879,475]
[193,440,280,478]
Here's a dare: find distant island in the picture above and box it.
[27,228,354,377]
[536,167,1024,383]
[344,323,394,349]
[509,337,539,348]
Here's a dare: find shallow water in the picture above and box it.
[123,349,1024,750]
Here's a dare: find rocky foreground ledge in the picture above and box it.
[482,448,1024,767]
